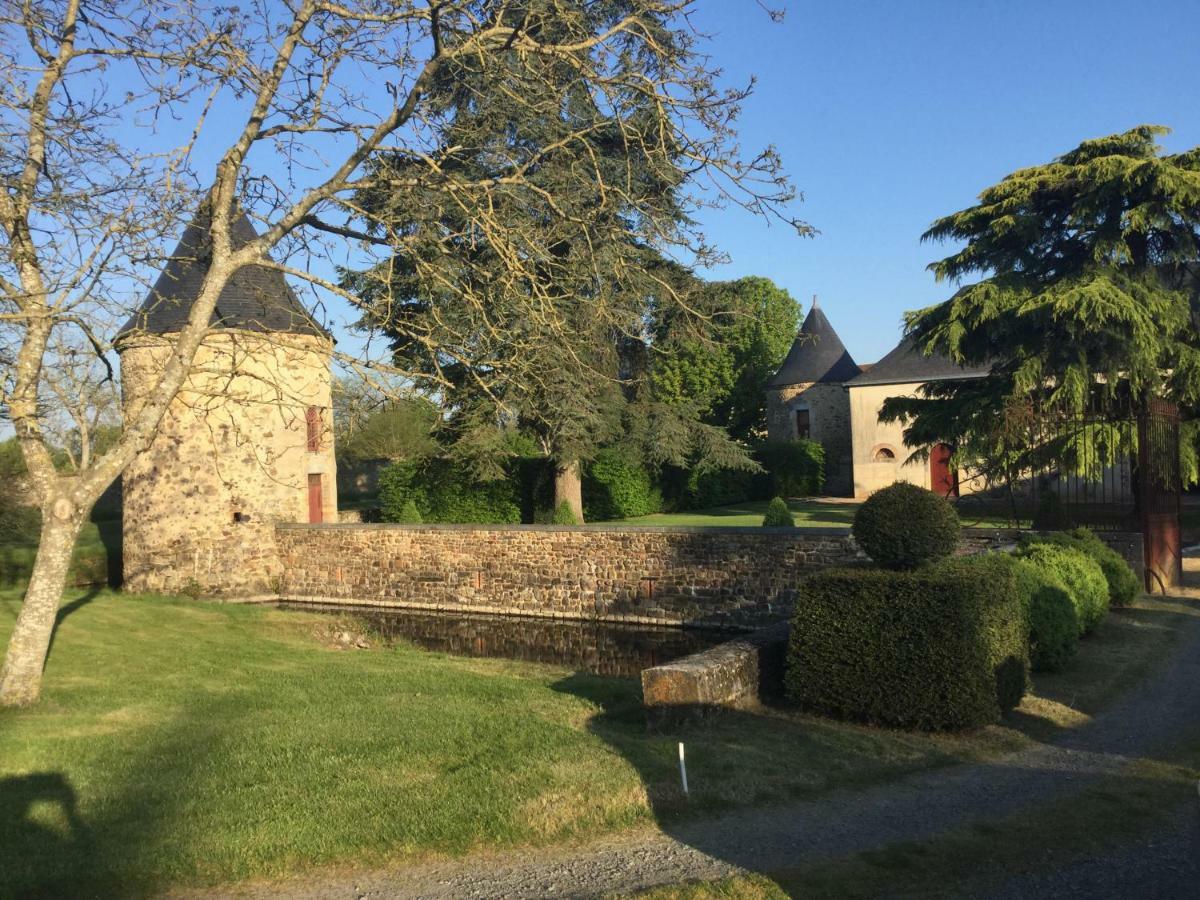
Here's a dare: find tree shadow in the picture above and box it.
[0,772,98,898]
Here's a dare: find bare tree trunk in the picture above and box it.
[554,459,585,524]
[0,499,84,707]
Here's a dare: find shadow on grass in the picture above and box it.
[551,595,1200,894]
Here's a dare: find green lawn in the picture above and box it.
[0,590,1029,896]
[609,499,861,528]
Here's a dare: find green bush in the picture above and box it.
[396,499,423,524]
[852,482,961,570]
[1015,543,1109,635]
[757,440,824,498]
[679,465,762,510]
[785,554,1028,730]
[550,501,579,525]
[762,497,794,527]
[1021,528,1139,607]
[378,458,521,525]
[583,448,663,521]
[1008,556,1079,672]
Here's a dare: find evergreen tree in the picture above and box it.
[882,126,1200,486]
[341,1,785,519]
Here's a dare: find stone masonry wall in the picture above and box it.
[766,382,854,496]
[275,524,863,629]
[120,330,338,595]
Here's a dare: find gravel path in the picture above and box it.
[196,596,1200,900]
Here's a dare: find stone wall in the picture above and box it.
[120,330,338,595]
[766,381,854,496]
[275,523,863,629]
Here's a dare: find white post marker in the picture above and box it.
[678,741,689,797]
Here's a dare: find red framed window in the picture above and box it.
[306,406,322,452]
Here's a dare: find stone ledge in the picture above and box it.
[641,622,790,723]
[278,522,854,537]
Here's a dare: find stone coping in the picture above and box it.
[254,593,751,631]
[277,522,853,537]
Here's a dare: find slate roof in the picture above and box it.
[846,336,990,387]
[119,207,327,339]
[767,305,862,388]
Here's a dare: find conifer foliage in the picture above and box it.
[883,127,1200,475]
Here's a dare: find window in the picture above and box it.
[795,408,810,440]
[873,446,896,462]
[306,406,322,452]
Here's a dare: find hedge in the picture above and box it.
[1014,543,1109,636]
[757,440,824,498]
[1021,528,1139,607]
[583,448,663,521]
[378,458,521,525]
[1008,556,1079,672]
[785,554,1028,730]
[852,482,961,570]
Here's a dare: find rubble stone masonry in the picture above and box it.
[275,524,864,629]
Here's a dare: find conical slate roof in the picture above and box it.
[767,304,862,388]
[119,207,327,340]
[847,336,990,387]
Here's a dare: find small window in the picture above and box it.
[873,446,896,462]
[795,408,810,440]
[306,406,322,452]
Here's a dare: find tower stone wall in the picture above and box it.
[766,381,854,496]
[119,330,337,594]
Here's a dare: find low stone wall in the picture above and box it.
[641,623,790,723]
[275,523,862,629]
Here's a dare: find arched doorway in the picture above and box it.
[930,443,958,498]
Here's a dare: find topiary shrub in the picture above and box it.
[785,554,1028,730]
[852,482,961,570]
[757,440,824,498]
[396,499,423,524]
[1015,543,1108,635]
[762,497,794,527]
[550,501,579,525]
[1021,528,1139,607]
[583,448,663,521]
[1008,556,1079,672]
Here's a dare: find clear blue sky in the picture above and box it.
[687,0,1200,364]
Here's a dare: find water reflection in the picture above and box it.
[279,603,733,677]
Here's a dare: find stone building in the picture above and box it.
[766,303,987,499]
[765,301,862,495]
[117,209,337,594]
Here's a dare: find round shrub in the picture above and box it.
[1022,528,1139,607]
[852,482,961,570]
[762,497,794,527]
[1010,557,1079,672]
[1015,543,1108,635]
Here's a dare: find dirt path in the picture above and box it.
[195,595,1200,900]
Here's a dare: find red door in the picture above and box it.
[308,474,323,523]
[930,443,958,498]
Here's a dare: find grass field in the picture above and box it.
[0,587,1180,896]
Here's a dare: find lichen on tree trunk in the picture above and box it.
[0,501,83,707]
[554,459,585,524]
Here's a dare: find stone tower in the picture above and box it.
[765,301,861,496]
[117,208,338,595]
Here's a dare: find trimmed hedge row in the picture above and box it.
[378,458,521,525]
[1010,557,1079,672]
[785,554,1029,731]
[1019,528,1139,607]
[583,449,663,521]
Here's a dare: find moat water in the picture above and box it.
[278,602,733,677]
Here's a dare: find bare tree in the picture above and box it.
[0,0,801,706]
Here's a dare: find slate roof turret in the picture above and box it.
[767,302,862,388]
[118,206,327,340]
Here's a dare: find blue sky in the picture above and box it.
[687,0,1200,363]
